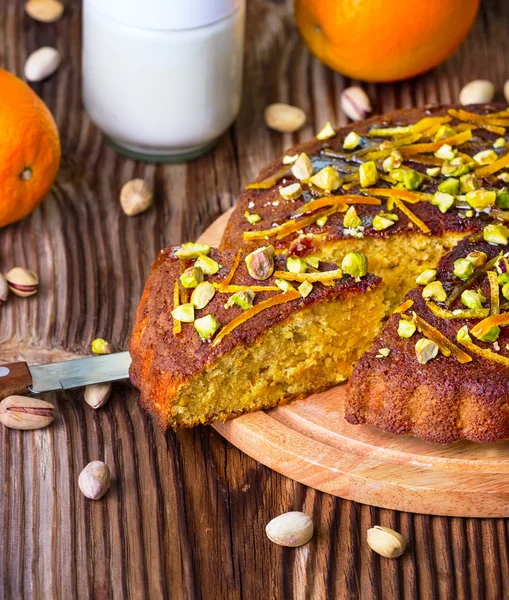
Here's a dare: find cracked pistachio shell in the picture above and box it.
[367,526,406,558]
[79,461,111,500]
[5,267,39,297]
[266,512,314,547]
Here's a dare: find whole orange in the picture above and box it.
[294,0,480,82]
[0,68,61,228]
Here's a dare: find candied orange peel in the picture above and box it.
[475,152,509,179]
[370,188,433,204]
[243,207,337,241]
[218,249,242,290]
[293,195,380,217]
[214,284,280,293]
[401,129,472,156]
[274,269,342,282]
[394,299,414,313]
[470,313,509,338]
[457,337,509,367]
[392,197,430,233]
[246,166,289,189]
[426,301,489,320]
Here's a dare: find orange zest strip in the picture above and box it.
[411,313,472,363]
[214,284,280,293]
[454,122,478,133]
[401,129,472,155]
[292,195,380,217]
[369,188,433,204]
[411,115,452,133]
[448,108,509,128]
[274,269,342,282]
[245,166,289,189]
[488,271,500,316]
[392,198,430,233]
[426,301,489,320]
[405,154,444,166]
[172,281,181,334]
[457,338,509,367]
[211,290,300,347]
[243,207,337,241]
[474,152,509,178]
[470,313,509,338]
[219,249,242,289]
[394,299,414,313]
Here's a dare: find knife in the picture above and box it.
[0,352,131,400]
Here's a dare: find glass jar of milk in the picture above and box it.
[82,0,245,162]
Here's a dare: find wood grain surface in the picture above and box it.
[2,0,509,598]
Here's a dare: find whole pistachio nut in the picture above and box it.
[5,267,39,297]
[0,396,54,430]
[459,80,495,105]
[266,511,314,547]
[91,338,113,355]
[340,86,372,121]
[25,0,64,23]
[0,273,8,304]
[79,461,111,500]
[120,179,153,216]
[84,382,112,410]
[245,246,275,280]
[190,281,216,310]
[505,80,509,104]
[24,46,61,82]
[367,526,406,558]
[264,103,306,133]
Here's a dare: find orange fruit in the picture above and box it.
[0,68,61,228]
[294,0,480,82]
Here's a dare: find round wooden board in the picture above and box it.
[198,209,509,518]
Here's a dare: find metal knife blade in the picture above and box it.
[29,352,132,393]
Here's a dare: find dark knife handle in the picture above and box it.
[0,362,33,400]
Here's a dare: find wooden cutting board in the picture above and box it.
[198,210,509,518]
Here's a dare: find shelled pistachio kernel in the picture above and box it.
[316,216,328,227]
[494,137,506,149]
[91,338,112,355]
[372,213,398,231]
[343,131,360,150]
[496,188,509,209]
[426,167,441,177]
[466,189,496,210]
[194,314,220,340]
[5,267,39,297]
[175,243,211,259]
[287,256,307,273]
[498,273,509,286]
[298,281,313,298]
[456,325,471,343]
[266,511,314,547]
[422,281,446,302]
[376,347,391,358]
[343,206,362,229]
[342,252,368,278]
[466,251,487,268]
[434,124,457,141]
[461,290,484,310]
[484,223,509,245]
[415,338,439,364]
[432,191,454,214]
[195,255,220,275]
[244,211,261,224]
[367,526,406,559]
[172,303,195,322]
[316,121,336,140]
[473,149,498,165]
[416,269,436,285]
[359,161,378,187]
[473,324,500,343]
[279,182,302,200]
[502,282,509,300]
[305,257,320,269]
[120,179,153,216]
[309,166,342,191]
[435,144,456,160]
[291,153,314,180]
[460,173,479,194]
[225,290,255,310]
[190,281,216,310]
[245,246,275,280]
[438,177,459,195]
[282,154,299,165]
[180,266,204,289]
[498,172,509,183]
[453,258,475,280]
[264,103,306,133]
[275,278,295,292]
[398,319,416,339]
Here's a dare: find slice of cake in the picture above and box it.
[129,243,385,429]
[221,104,509,309]
[345,223,509,443]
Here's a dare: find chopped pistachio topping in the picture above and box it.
[316,216,328,227]
[316,121,336,140]
[180,266,204,289]
[291,153,314,180]
[372,212,398,231]
[426,167,441,177]
[461,290,484,310]
[496,188,509,209]
[279,182,302,200]
[305,256,320,269]
[275,278,295,292]
[190,281,216,310]
[432,191,454,214]
[435,144,456,160]
[434,124,456,141]
[383,153,404,173]
[343,205,362,229]
[287,256,308,273]
[466,251,487,268]
[495,257,509,275]
[438,178,459,195]
[416,269,436,285]
[175,243,211,259]
[422,281,446,302]
[194,314,219,340]
[472,324,500,343]
[473,149,498,165]
[494,137,506,149]
[245,246,275,280]
[195,255,221,275]
[309,166,342,191]
[298,280,313,297]
[415,338,439,364]
[224,289,255,310]
[172,303,195,323]
[359,161,379,187]
[456,325,471,343]
[403,169,424,190]
[343,131,361,150]
[282,154,299,165]
[484,223,509,245]
[341,252,368,278]
[398,319,416,339]
[459,173,479,193]
[466,189,496,210]
[498,273,509,285]
[442,162,471,177]
[502,282,509,300]
[453,258,475,280]
[498,172,509,183]
[376,347,391,358]
[244,211,261,224]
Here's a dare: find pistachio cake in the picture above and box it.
[220,104,509,309]
[129,243,384,429]
[345,223,509,443]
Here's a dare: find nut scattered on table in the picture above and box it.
[0,396,55,430]
[504,80,509,104]
[0,274,8,304]
[5,267,39,297]
[84,382,112,409]
[120,179,153,216]
[24,47,61,82]
[91,338,113,355]
[264,103,306,133]
[265,511,314,547]
[367,526,406,558]
[340,86,372,121]
[79,460,111,500]
[25,0,64,23]
[459,80,495,105]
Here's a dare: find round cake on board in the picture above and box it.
[198,209,509,518]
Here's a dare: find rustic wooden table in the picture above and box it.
[2,0,509,598]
